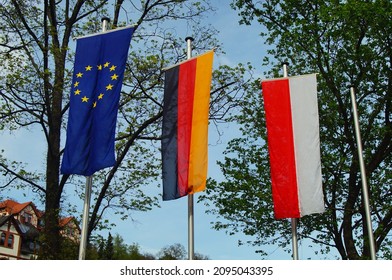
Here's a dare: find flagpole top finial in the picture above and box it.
[102,17,111,23]
[281,61,289,66]
[185,36,194,42]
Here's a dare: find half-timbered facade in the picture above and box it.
[0,200,80,260]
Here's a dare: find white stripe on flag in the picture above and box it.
[289,74,324,216]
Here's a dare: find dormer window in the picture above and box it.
[21,212,32,224]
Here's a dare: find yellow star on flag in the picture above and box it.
[104,62,110,68]
[111,74,118,80]
[109,65,117,71]
[74,89,81,95]
[74,81,79,87]
[82,96,89,102]
[85,65,92,71]
[106,84,113,90]
[97,65,102,70]
[98,93,104,99]
[76,72,83,78]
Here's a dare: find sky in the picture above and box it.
[0,0,325,260]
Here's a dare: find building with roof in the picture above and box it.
[0,199,80,260]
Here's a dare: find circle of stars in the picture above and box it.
[72,61,119,108]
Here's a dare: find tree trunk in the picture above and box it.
[40,62,65,259]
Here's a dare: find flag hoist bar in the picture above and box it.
[78,17,111,260]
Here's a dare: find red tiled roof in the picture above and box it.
[59,217,73,227]
[0,199,32,215]
[1,200,78,230]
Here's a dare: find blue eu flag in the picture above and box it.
[61,27,134,176]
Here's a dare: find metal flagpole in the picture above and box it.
[78,175,92,260]
[186,36,195,260]
[101,17,110,32]
[290,218,299,260]
[349,86,377,260]
[78,17,111,260]
[282,62,299,260]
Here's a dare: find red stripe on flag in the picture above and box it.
[177,59,197,197]
[262,79,300,219]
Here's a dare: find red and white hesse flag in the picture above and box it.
[261,73,325,219]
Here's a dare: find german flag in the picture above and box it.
[161,50,214,200]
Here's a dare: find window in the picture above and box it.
[0,232,15,248]
[0,232,5,246]
[7,234,14,248]
[21,212,32,224]
[25,213,32,223]
[24,213,33,224]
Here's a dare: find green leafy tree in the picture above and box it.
[157,243,187,260]
[86,242,100,260]
[194,252,209,260]
[201,0,392,259]
[112,234,130,260]
[156,243,209,259]
[105,232,114,260]
[97,237,105,259]
[0,0,249,259]
[128,242,154,260]
[57,236,79,259]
